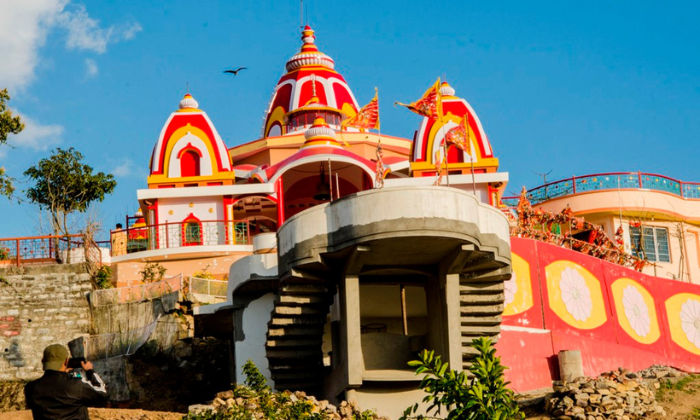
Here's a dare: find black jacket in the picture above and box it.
[25,370,108,420]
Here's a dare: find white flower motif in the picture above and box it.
[621,285,651,337]
[680,299,700,348]
[559,267,592,322]
[504,272,518,306]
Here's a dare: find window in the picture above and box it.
[180,150,201,177]
[184,222,202,245]
[630,226,670,263]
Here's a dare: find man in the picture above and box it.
[111,223,127,256]
[25,344,108,420]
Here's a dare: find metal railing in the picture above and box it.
[502,172,700,206]
[0,234,85,267]
[187,276,228,297]
[110,219,251,257]
[90,274,183,306]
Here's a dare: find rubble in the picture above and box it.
[545,366,686,419]
[188,388,387,420]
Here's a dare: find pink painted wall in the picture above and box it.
[497,238,700,392]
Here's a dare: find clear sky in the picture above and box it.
[1,1,699,239]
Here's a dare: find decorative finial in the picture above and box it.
[440,81,455,97]
[179,93,199,110]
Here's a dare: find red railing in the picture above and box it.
[0,234,84,267]
[502,171,700,206]
[110,219,253,257]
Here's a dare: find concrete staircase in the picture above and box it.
[265,283,334,393]
[458,255,508,370]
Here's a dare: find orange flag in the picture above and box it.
[395,78,443,120]
[342,88,380,130]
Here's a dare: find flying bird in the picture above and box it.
[224,67,247,76]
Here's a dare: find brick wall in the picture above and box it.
[0,264,92,381]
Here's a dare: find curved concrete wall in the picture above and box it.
[277,186,511,274]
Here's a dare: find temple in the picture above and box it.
[108,25,700,419]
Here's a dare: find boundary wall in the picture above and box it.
[497,237,700,392]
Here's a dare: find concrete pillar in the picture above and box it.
[444,274,462,371]
[342,275,363,387]
[558,350,584,383]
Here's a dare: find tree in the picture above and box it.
[0,89,25,197]
[24,147,116,261]
[400,337,523,420]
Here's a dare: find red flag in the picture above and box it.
[342,88,380,130]
[395,78,443,120]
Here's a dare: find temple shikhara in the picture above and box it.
[106,26,700,418]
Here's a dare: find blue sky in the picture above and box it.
[1,1,699,239]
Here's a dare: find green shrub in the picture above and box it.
[140,262,166,283]
[93,265,113,289]
[400,337,523,420]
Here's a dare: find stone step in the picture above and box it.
[266,336,323,348]
[274,305,328,316]
[266,346,322,359]
[276,294,332,306]
[267,324,325,338]
[460,315,502,326]
[459,293,504,305]
[459,282,504,294]
[460,304,504,316]
[269,316,327,327]
[280,285,329,295]
[460,325,501,335]
[461,346,480,358]
[462,335,499,346]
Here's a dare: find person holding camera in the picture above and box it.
[25,344,108,420]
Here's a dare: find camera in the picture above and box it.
[67,357,86,369]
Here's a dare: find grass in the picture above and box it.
[656,375,700,401]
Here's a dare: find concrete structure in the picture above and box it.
[108,24,700,419]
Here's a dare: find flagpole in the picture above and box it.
[467,113,476,195]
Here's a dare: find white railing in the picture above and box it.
[90,274,183,306]
[187,276,228,297]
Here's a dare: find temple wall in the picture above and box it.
[497,237,700,392]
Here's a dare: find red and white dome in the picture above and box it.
[148,93,233,185]
[412,82,496,166]
[262,26,359,138]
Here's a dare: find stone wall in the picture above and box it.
[0,264,92,381]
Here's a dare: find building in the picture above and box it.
[110,25,700,419]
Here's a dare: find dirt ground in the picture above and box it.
[0,408,183,420]
[2,376,700,420]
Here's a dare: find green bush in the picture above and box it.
[140,262,166,283]
[400,337,523,420]
[93,265,113,289]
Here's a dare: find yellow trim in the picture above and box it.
[147,172,236,185]
[264,106,287,138]
[410,159,500,171]
[610,278,661,344]
[175,108,203,113]
[341,102,358,119]
[284,66,339,75]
